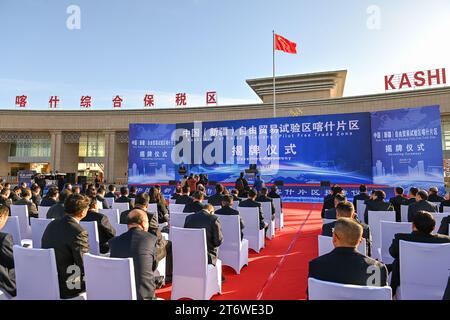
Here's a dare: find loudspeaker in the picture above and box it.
[320,181,331,187]
[274,180,284,186]
[77,176,87,185]
[65,173,76,184]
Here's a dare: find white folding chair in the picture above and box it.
[31,218,53,249]
[96,201,103,210]
[169,203,185,213]
[130,198,135,207]
[113,223,129,236]
[443,206,450,213]
[356,200,366,223]
[308,278,392,300]
[170,227,221,300]
[239,207,265,253]
[10,204,32,239]
[272,198,284,229]
[379,221,412,264]
[400,205,409,222]
[368,211,396,260]
[232,201,240,211]
[148,203,158,213]
[3,216,23,246]
[432,213,448,234]
[38,206,50,219]
[112,202,129,213]
[169,213,190,229]
[398,241,450,300]
[431,202,442,208]
[84,253,137,300]
[217,215,249,274]
[169,199,176,204]
[259,202,275,240]
[322,219,336,225]
[0,288,12,300]
[80,221,100,256]
[13,245,85,300]
[317,235,366,256]
[105,197,115,208]
[99,209,120,224]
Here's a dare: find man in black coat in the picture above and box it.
[428,186,444,203]
[389,187,409,222]
[171,186,182,200]
[437,214,450,236]
[389,210,450,294]
[81,197,116,254]
[14,188,38,221]
[407,190,438,222]
[184,204,223,266]
[439,194,450,213]
[109,209,159,300]
[183,191,205,213]
[0,189,12,214]
[175,185,194,205]
[96,187,110,209]
[105,184,118,200]
[46,189,72,220]
[115,187,134,209]
[40,187,59,207]
[0,205,15,297]
[353,184,370,211]
[364,190,394,224]
[268,186,282,207]
[255,187,276,221]
[208,184,225,206]
[406,187,419,205]
[309,218,388,289]
[215,195,245,240]
[41,193,90,299]
[239,189,267,231]
[235,172,249,190]
[321,185,344,218]
[322,201,372,256]
[324,194,347,220]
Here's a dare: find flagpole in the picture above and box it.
[273,30,276,118]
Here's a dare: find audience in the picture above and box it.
[105,184,117,200]
[216,195,245,241]
[428,187,444,203]
[389,211,450,294]
[40,187,59,207]
[14,188,38,220]
[235,172,249,190]
[363,190,394,224]
[42,193,90,299]
[439,193,450,213]
[109,209,159,300]
[47,189,72,220]
[389,187,409,222]
[353,184,370,211]
[0,205,15,297]
[239,189,267,231]
[171,186,182,200]
[208,184,225,206]
[324,194,346,220]
[183,191,205,213]
[184,204,224,266]
[149,187,169,223]
[0,189,12,213]
[268,185,282,206]
[31,184,42,207]
[230,189,240,201]
[255,187,275,222]
[175,185,193,205]
[438,212,450,236]
[129,186,137,199]
[309,218,388,288]
[407,190,438,222]
[321,185,344,218]
[115,187,134,209]
[407,187,419,205]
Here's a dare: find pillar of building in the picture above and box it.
[49,131,63,172]
[104,131,116,183]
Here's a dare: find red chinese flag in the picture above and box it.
[275,34,297,54]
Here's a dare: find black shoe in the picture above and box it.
[165,275,172,283]
[155,276,165,289]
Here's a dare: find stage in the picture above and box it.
[156,203,322,300]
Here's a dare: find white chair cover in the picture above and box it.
[379,221,412,264]
[11,204,31,239]
[400,205,409,222]
[259,202,275,240]
[368,211,396,260]
[170,227,221,300]
[238,207,265,253]
[113,223,129,236]
[80,221,100,255]
[317,235,366,256]
[356,200,366,223]
[399,241,450,300]
[105,197,115,208]
[112,202,129,213]
[443,206,450,213]
[272,198,284,229]
[308,278,392,300]
[217,215,249,274]
[169,213,190,229]
[2,216,22,246]
[99,209,120,224]
[148,203,158,213]
[84,253,137,300]
[37,206,50,219]
[431,213,447,234]
[169,203,185,213]
[31,218,53,249]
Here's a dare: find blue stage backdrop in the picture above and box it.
[128,105,444,202]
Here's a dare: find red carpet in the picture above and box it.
[156,203,322,300]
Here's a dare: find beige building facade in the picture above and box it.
[2,70,450,184]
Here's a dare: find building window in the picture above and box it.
[9,138,51,158]
[79,132,105,157]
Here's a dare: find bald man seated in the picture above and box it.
[109,209,159,300]
[309,218,388,287]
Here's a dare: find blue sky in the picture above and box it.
[0,0,449,109]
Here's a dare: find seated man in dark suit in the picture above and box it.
[389,210,450,295]
[129,186,137,199]
[215,195,245,241]
[324,194,347,220]
[47,189,72,220]
[175,185,193,205]
[184,204,223,266]
[255,187,275,222]
[268,185,282,207]
[353,184,370,211]
[96,187,110,209]
[9,186,21,203]
[407,190,438,222]
[41,193,90,299]
[230,189,240,201]
[14,188,38,220]
[0,189,12,214]
[109,209,159,300]
[105,184,118,200]
[364,190,394,224]
[31,184,42,207]
[40,187,59,207]
[406,187,419,205]
[322,201,372,256]
[239,189,267,231]
[309,218,388,288]
[389,187,409,222]
[196,184,209,200]
[428,186,444,203]
[81,196,116,254]
[0,205,16,297]
[321,185,344,218]
[439,193,450,213]
[170,186,182,200]
[115,187,134,209]
[183,191,205,213]
[437,213,450,236]
[208,184,225,206]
